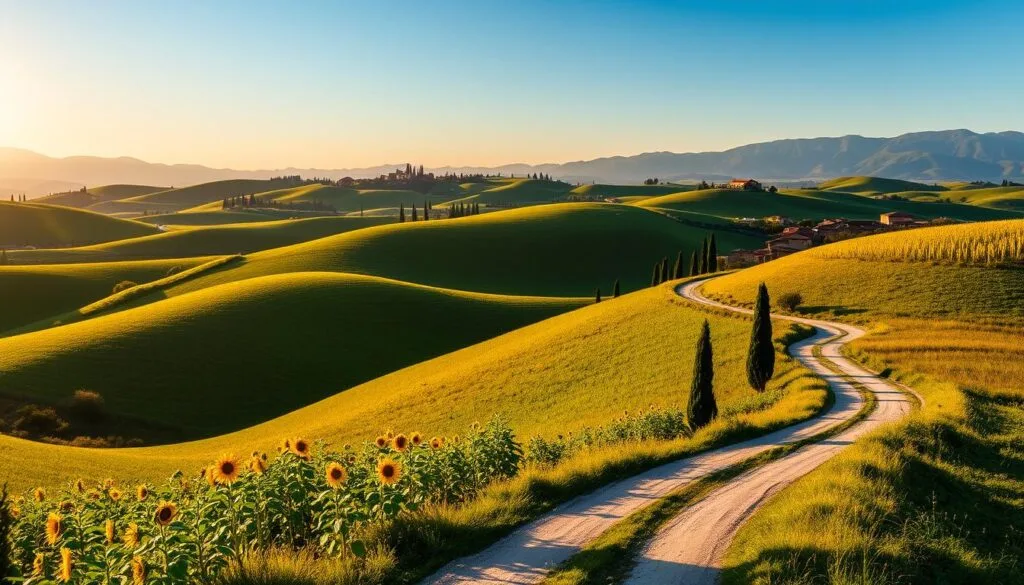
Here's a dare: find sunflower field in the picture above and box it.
[2,418,521,584]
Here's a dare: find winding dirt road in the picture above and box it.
[422,278,913,585]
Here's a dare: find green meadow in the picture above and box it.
[0,201,159,248]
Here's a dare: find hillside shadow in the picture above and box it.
[797,305,867,316]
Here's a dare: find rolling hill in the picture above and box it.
[159,203,765,298]
[5,215,393,264]
[264,183,430,213]
[34,184,167,208]
[0,281,819,490]
[0,272,586,442]
[817,176,944,194]
[634,187,1022,222]
[0,201,160,248]
[118,178,305,210]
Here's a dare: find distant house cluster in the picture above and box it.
[728,211,944,266]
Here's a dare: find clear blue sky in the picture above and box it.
[0,0,1021,168]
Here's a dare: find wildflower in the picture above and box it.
[59,547,73,583]
[105,519,116,544]
[290,438,311,460]
[46,512,64,545]
[155,501,177,526]
[393,434,409,452]
[375,435,388,448]
[34,487,46,502]
[411,432,423,446]
[123,522,140,548]
[376,458,402,485]
[108,487,123,502]
[430,436,443,449]
[136,485,149,501]
[326,462,347,488]
[213,454,242,485]
[132,556,147,585]
[32,552,44,577]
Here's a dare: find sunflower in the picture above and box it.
[213,454,242,485]
[103,478,115,490]
[392,434,409,452]
[204,466,217,488]
[346,454,357,464]
[386,430,395,440]
[123,522,140,548]
[108,487,123,502]
[9,504,19,519]
[86,489,102,500]
[131,556,146,585]
[32,552,44,577]
[46,512,63,545]
[325,462,347,488]
[34,487,46,502]
[376,458,402,485]
[73,478,86,493]
[278,438,291,454]
[136,485,149,502]
[430,436,443,449]
[105,519,116,544]
[58,547,73,583]
[59,500,75,513]
[374,435,388,448]
[290,438,311,460]
[410,432,423,446]
[249,456,268,475]
[154,501,177,527]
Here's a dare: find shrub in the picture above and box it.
[68,389,106,422]
[11,405,68,437]
[777,292,803,312]
[112,280,138,294]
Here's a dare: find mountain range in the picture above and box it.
[2,129,1022,195]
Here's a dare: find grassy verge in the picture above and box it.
[537,340,882,585]
[721,319,1024,584]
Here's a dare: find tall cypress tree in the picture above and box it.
[595,288,601,303]
[673,250,684,279]
[399,204,405,222]
[411,204,418,221]
[698,238,708,274]
[613,279,620,298]
[746,283,775,392]
[660,257,669,283]
[687,320,718,431]
[706,234,718,273]
[423,200,429,221]
[689,250,698,276]
[652,263,661,286]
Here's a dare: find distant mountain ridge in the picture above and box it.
[2,129,1022,194]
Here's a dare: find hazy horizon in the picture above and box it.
[2,0,1023,169]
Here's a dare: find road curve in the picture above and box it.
[421,278,912,585]
[623,280,914,585]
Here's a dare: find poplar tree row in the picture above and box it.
[650,233,720,288]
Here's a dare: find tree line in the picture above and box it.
[651,233,719,287]
[222,195,336,213]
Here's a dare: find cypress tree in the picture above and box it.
[746,283,775,392]
[689,250,698,276]
[612,279,620,298]
[706,234,718,273]
[423,200,429,221]
[411,204,418,221]
[595,288,601,303]
[660,257,669,283]
[673,250,684,279]
[687,320,718,431]
[652,263,661,286]
[698,238,708,274]
[399,204,405,222]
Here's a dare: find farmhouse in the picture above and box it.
[728,178,763,191]
[766,233,813,257]
[880,211,915,226]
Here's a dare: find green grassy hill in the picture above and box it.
[122,178,304,209]
[634,187,1021,222]
[0,258,212,334]
[818,176,943,194]
[570,183,688,199]
[0,201,160,248]
[161,203,764,298]
[5,216,393,264]
[0,272,585,442]
[136,209,313,226]
[34,185,167,208]
[0,281,819,489]
[265,184,431,213]
[444,178,575,207]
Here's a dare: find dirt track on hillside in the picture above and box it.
[421,279,913,585]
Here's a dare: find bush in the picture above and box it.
[68,389,106,422]
[11,405,68,437]
[112,280,138,294]
[777,292,803,312]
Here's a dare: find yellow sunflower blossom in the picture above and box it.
[376,458,402,485]
[46,512,63,545]
[325,462,347,489]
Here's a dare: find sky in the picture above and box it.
[0,0,1022,169]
